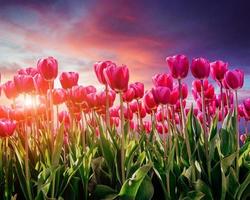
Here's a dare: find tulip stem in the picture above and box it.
[220,82,224,120]
[105,84,110,130]
[24,94,32,200]
[49,81,54,143]
[119,92,125,184]
[235,90,239,179]
[245,120,248,135]
[201,80,211,184]
[178,79,192,163]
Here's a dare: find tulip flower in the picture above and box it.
[104,64,129,183]
[143,89,157,110]
[240,134,248,144]
[152,73,173,90]
[123,86,135,102]
[2,81,18,99]
[52,88,67,105]
[94,61,116,85]
[0,119,16,137]
[191,57,210,80]
[18,67,38,77]
[130,82,144,99]
[225,69,244,90]
[14,74,35,94]
[37,57,58,81]
[109,106,120,118]
[152,87,170,105]
[104,64,129,93]
[166,54,189,79]
[70,86,87,104]
[34,74,51,95]
[225,69,244,178]
[60,72,79,89]
[210,60,228,82]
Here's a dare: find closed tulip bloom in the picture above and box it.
[109,106,120,118]
[225,69,244,90]
[129,100,139,113]
[18,67,38,77]
[152,86,170,105]
[37,57,58,81]
[34,74,51,95]
[94,61,116,85]
[110,117,119,127]
[130,82,144,99]
[121,106,133,120]
[156,123,168,134]
[70,86,87,104]
[238,104,246,118]
[169,89,179,105]
[192,79,209,93]
[143,121,152,134]
[143,89,157,109]
[240,134,248,144]
[84,85,97,94]
[2,81,18,99]
[166,54,189,79]
[243,98,250,117]
[58,110,70,125]
[52,88,67,105]
[181,83,188,99]
[97,90,116,107]
[14,74,35,93]
[191,57,210,79]
[123,87,135,102]
[0,119,16,137]
[104,64,129,93]
[86,93,98,109]
[152,73,173,90]
[60,72,79,89]
[210,60,228,82]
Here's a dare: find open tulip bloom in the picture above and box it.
[0,55,249,200]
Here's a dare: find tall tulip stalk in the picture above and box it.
[104,64,129,184]
[225,69,244,178]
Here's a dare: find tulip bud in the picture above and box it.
[166,54,189,79]
[37,57,58,81]
[225,69,244,90]
[191,57,210,79]
[60,72,79,89]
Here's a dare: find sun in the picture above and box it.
[16,95,40,109]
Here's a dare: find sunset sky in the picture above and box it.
[1,0,250,100]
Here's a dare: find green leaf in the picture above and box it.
[118,164,152,200]
[135,175,154,200]
[194,179,213,199]
[93,184,118,200]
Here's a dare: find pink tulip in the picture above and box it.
[0,119,16,137]
[60,72,79,89]
[166,54,189,79]
[14,74,35,93]
[52,88,67,105]
[152,87,170,105]
[18,67,38,77]
[70,86,87,104]
[152,73,173,89]
[94,61,116,85]
[2,81,18,99]
[143,89,157,109]
[109,106,120,118]
[240,134,248,144]
[34,74,51,95]
[123,87,135,102]
[37,57,58,81]
[210,60,228,82]
[225,69,244,90]
[130,82,144,99]
[169,88,179,105]
[243,98,250,116]
[104,65,129,93]
[191,57,210,79]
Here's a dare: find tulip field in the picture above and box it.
[0,55,250,200]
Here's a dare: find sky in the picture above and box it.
[0,0,250,101]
